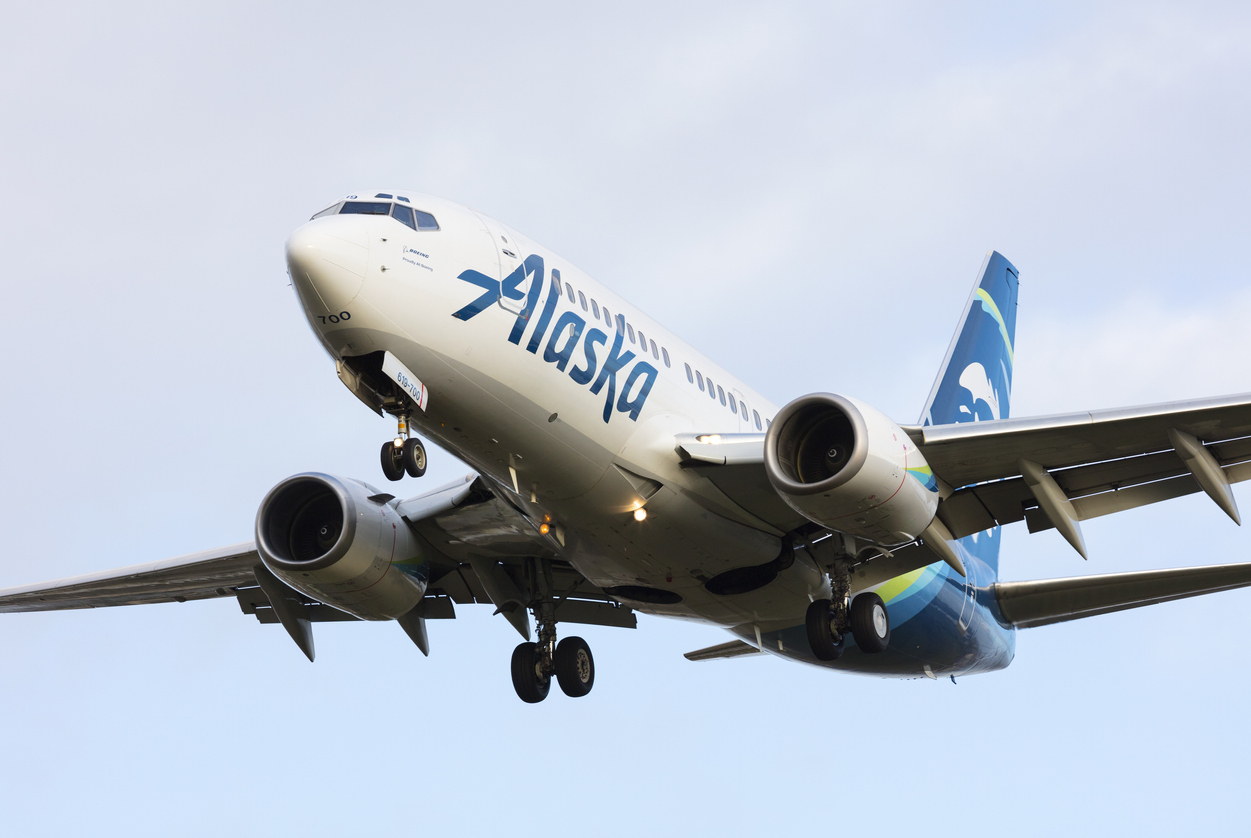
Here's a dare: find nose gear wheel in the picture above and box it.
[380,440,405,482]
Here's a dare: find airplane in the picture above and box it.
[5,189,1251,703]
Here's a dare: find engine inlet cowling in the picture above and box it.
[764,393,939,546]
[255,473,428,620]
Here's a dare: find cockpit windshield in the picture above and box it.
[327,199,439,231]
[340,201,391,215]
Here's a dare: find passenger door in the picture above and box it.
[479,216,534,315]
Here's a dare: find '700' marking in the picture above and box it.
[317,311,351,325]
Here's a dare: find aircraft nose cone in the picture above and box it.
[286,217,370,313]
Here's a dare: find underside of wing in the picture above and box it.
[908,393,1251,548]
[0,543,261,613]
[995,561,1251,628]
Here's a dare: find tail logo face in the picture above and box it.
[957,362,1002,422]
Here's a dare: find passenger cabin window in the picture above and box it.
[551,277,562,297]
[663,348,671,368]
[740,400,748,418]
[627,324,635,344]
[707,377,717,399]
[616,313,625,334]
[391,204,417,230]
[566,282,575,300]
[638,330,646,349]
[696,371,704,391]
[717,385,726,405]
[340,201,390,215]
[591,299,600,318]
[729,396,737,414]
[578,291,588,311]
[650,339,659,360]
[685,363,693,383]
[753,409,761,430]
[413,210,439,230]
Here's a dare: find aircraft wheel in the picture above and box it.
[850,592,890,654]
[402,438,427,478]
[380,441,405,482]
[511,642,551,704]
[554,636,595,698]
[805,599,845,661]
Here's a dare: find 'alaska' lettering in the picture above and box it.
[454,256,655,424]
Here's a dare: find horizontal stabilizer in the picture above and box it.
[995,561,1251,628]
[683,639,762,661]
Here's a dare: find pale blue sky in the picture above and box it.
[3,2,1250,835]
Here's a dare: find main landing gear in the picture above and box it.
[380,413,426,482]
[510,559,596,703]
[806,570,891,661]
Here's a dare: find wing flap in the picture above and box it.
[994,561,1251,628]
[937,435,1251,539]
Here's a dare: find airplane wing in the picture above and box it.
[908,393,1251,548]
[0,475,633,650]
[994,561,1251,628]
[0,543,261,613]
[677,393,1251,553]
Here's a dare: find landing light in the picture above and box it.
[540,523,551,535]
[634,508,648,522]
[393,437,404,448]
[696,434,722,444]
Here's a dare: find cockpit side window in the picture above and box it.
[391,204,417,230]
[311,202,342,220]
[413,210,439,231]
[340,201,391,215]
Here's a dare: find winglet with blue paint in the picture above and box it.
[920,251,1019,428]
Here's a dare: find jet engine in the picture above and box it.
[255,473,428,620]
[764,393,939,546]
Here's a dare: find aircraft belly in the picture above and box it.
[729,561,1016,678]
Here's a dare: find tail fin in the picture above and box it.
[920,251,1019,427]
[920,251,1019,574]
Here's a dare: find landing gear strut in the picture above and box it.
[509,559,595,703]
[806,568,891,660]
[379,413,427,482]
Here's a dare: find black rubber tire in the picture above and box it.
[402,438,427,478]
[554,636,595,698]
[510,642,550,704]
[380,441,405,482]
[806,599,845,661]
[850,592,891,654]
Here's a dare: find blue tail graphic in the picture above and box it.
[920,251,1019,572]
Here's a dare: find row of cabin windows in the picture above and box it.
[551,276,769,429]
[552,277,671,369]
[683,362,769,430]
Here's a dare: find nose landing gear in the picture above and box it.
[379,414,427,482]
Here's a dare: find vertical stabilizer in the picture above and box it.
[920,251,1019,427]
[920,251,1019,573]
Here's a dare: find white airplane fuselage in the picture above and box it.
[285,191,1015,677]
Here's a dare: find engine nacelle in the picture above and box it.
[764,393,939,546]
[255,473,427,621]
